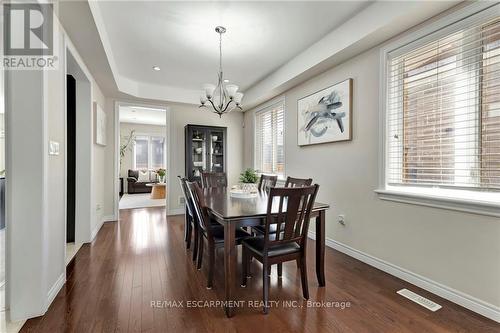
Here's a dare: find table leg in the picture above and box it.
[224,222,236,317]
[315,210,326,287]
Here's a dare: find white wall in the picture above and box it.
[5,68,47,320]
[243,35,500,314]
[119,122,166,179]
[45,24,66,304]
[102,98,116,220]
[91,87,113,228]
[0,114,4,172]
[5,5,111,320]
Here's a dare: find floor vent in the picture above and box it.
[397,288,442,312]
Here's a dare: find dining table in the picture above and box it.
[201,187,330,317]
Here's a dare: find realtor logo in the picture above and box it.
[3,3,57,69]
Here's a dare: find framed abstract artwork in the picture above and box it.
[297,78,352,146]
[94,102,107,146]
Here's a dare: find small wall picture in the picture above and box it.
[297,78,352,146]
[95,102,107,146]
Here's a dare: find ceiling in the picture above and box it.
[93,1,370,93]
[59,1,460,107]
[119,106,167,126]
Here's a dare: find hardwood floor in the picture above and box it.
[21,207,499,332]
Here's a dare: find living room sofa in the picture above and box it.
[127,170,158,194]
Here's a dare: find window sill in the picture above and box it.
[374,187,500,217]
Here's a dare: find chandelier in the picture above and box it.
[199,26,243,117]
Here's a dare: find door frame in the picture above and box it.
[64,42,94,248]
[114,101,172,216]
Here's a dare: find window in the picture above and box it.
[134,135,166,170]
[385,11,500,193]
[255,101,285,176]
[134,136,149,170]
[151,136,165,169]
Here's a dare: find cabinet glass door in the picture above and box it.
[191,128,206,179]
[209,130,224,173]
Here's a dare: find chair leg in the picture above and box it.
[241,247,248,287]
[207,243,215,289]
[277,263,283,278]
[263,261,270,314]
[197,235,204,270]
[192,225,199,262]
[186,217,192,249]
[300,254,309,300]
[184,210,188,242]
[246,253,252,278]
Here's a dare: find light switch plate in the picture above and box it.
[49,141,60,155]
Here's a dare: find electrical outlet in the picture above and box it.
[179,196,186,205]
[96,204,101,211]
[338,214,346,226]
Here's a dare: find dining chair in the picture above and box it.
[187,181,251,289]
[241,184,319,314]
[252,176,313,237]
[285,176,313,188]
[201,172,227,189]
[258,174,278,193]
[177,176,199,261]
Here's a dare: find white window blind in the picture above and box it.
[134,135,166,170]
[255,101,285,176]
[386,14,500,191]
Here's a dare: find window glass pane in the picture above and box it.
[134,136,149,170]
[386,15,500,190]
[481,20,500,189]
[151,136,165,169]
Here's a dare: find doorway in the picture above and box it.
[117,103,169,210]
[65,48,93,265]
[66,75,76,244]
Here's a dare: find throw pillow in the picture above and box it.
[137,170,149,183]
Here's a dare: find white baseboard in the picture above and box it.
[90,215,117,241]
[308,231,500,323]
[45,272,65,311]
[102,214,117,222]
[91,218,104,241]
[167,208,184,216]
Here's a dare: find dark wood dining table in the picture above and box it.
[201,188,330,317]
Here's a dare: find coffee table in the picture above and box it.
[146,183,166,199]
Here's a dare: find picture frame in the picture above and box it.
[94,102,107,146]
[297,78,352,146]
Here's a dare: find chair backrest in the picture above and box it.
[186,181,212,235]
[258,174,278,193]
[177,176,195,218]
[263,185,319,250]
[284,176,313,188]
[201,172,227,189]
